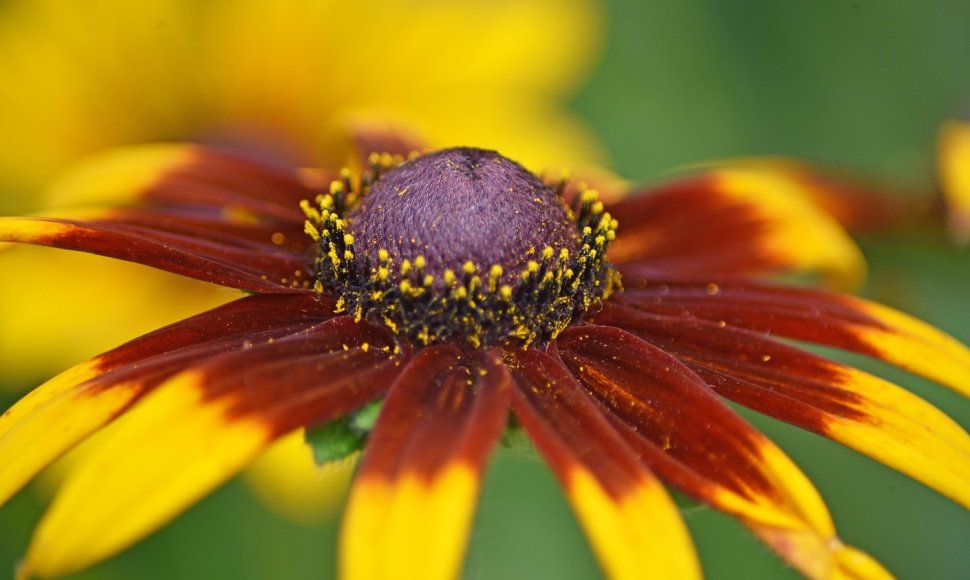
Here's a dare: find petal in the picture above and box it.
[0,145,324,292]
[19,316,400,578]
[557,324,890,580]
[83,205,311,256]
[0,215,310,292]
[615,275,970,398]
[0,144,321,378]
[599,304,970,509]
[0,293,331,507]
[506,347,700,580]
[607,168,865,289]
[340,346,510,580]
[691,158,917,234]
[44,144,321,221]
[938,119,970,245]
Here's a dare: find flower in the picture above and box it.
[0,0,602,210]
[938,117,970,245]
[0,0,604,386]
[1,142,968,579]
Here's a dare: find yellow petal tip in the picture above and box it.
[831,540,894,580]
[714,168,866,290]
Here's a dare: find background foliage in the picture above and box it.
[2,0,969,578]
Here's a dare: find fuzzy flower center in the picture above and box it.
[352,148,580,285]
[302,147,619,347]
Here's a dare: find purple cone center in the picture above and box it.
[349,147,579,283]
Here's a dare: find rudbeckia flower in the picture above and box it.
[2,142,968,580]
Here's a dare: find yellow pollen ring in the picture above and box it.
[305,169,619,347]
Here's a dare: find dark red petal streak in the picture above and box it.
[0,216,310,292]
[9,293,336,429]
[2,146,329,291]
[615,273,905,364]
[555,324,781,503]
[357,346,511,481]
[93,206,310,256]
[606,176,790,274]
[96,293,332,371]
[140,146,326,220]
[187,316,402,432]
[505,347,647,498]
[594,303,970,510]
[505,347,701,578]
[593,303,866,434]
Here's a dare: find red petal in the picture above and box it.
[615,273,970,397]
[556,324,885,578]
[8,144,328,291]
[93,206,310,256]
[506,347,700,579]
[607,171,863,288]
[190,316,401,431]
[0,216,311,292]
[596,303,970,510]
[20,315,402,578]
[0,294,337,506]
[341,346,510,580]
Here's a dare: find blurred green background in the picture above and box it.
[2,0,969,578]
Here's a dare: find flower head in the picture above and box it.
[307,147,617,347]
[1,142,968,579]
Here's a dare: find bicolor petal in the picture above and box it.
[44,144,322,220]
[506,347,700,580]
[596,303,970,510]
[19,316,401,578]
[689,158,916,234]
[556,324,890,580]
[0,146,350,292]
[1,292,329,439]
[607,168,865,289]
[0,215,310,292]
[0,293,331,506]
[0,145,324,381]
[340,346,510,580]
[616,274,970,398]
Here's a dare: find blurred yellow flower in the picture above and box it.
[938,118,970,245]
[0,0,603,212]
[0,0,604,383]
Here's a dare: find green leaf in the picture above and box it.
[304,400,384,465]
[349,399,383,433]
